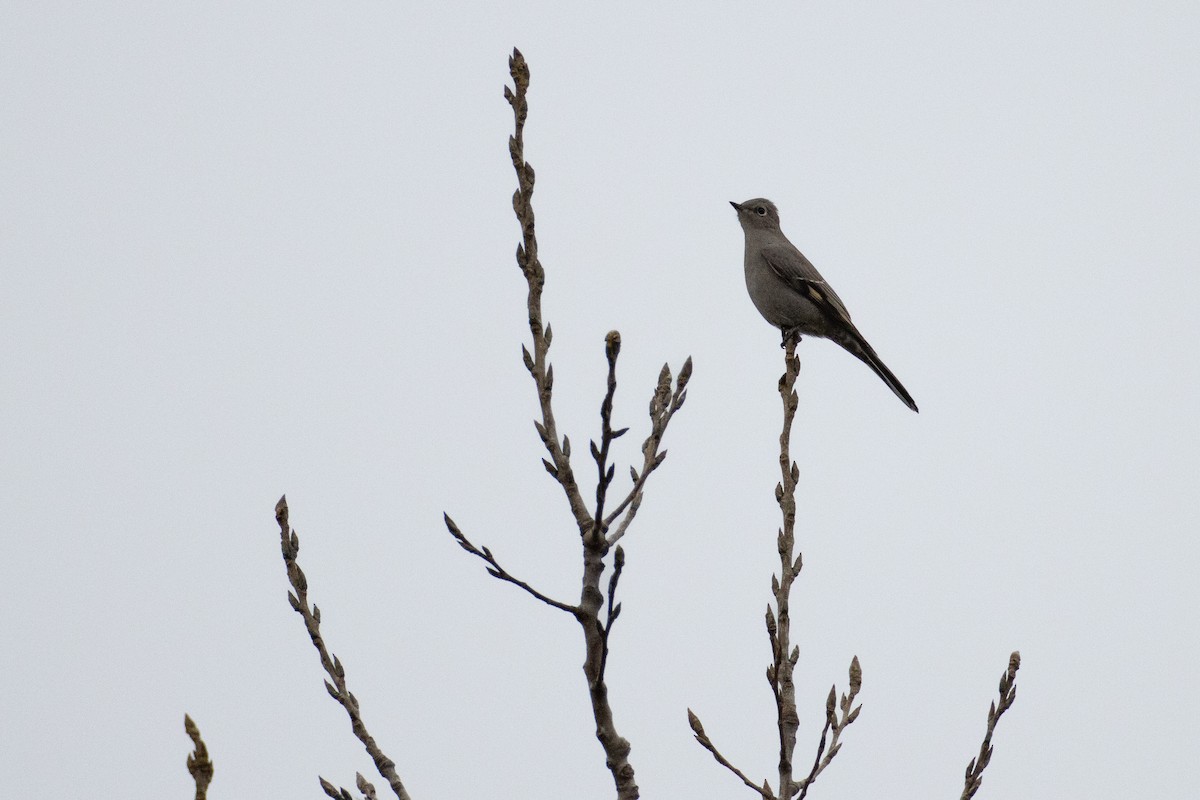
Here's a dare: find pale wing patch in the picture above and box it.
[762,247,855,325]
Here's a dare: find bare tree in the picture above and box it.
[187,47,1024,800]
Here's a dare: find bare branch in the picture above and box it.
[960,651,1021,800]
[184,714,213,800]
[442,513,578,615]
[504,48,647,799]
[796,656,864,799]
[695,338,862,799]
[275,496,412,800]
[446,49,693,800]
[688,709,775,800]
[597,544,625,682]
[605,356,692,546]
[769,337,804,797]
[591,330,623,530]
[505,47,593,536]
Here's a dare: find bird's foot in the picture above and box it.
[780,328,802,348]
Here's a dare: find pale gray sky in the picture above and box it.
[2,3,1197,798]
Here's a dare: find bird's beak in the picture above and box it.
[729,201,742,211]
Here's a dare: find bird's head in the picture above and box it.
[729,198,781,231]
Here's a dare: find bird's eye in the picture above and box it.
[755,206,767,216]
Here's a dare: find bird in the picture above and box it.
[731,198,918,412]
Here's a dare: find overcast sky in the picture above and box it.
[3,3,1197,799]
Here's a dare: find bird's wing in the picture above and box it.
[761,244,854,326]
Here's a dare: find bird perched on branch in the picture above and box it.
[731,198,918,412]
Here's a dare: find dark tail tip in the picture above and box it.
[841,331,918,412]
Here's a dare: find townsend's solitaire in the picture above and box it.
[731,198,918,412]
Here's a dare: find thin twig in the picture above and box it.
[591,330,625,532]
[688,709,775,800]
[443,513,578,615]
[597,544,625,682]
[796,657,863,799]
[504,48,592,535]
[605,356,691,546]
[275,496,412,800]
[960,651,1021,799]
[184,714,213,800]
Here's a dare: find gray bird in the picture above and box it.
[731,198,918,412]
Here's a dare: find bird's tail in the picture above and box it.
[837,327,919,413]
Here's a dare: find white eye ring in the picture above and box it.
[755,206,767,216]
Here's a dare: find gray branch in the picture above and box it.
[960,651,1021,799]
[184,714,214,800]
[441,48,691,800]
[276,496,412,800]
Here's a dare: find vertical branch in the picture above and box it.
[184,714,213,800]
[492,47,690,800]
[591,330,624,532]
[505,47,592,535]
[503,49,647,800]
[766,338,864,799]
[578,476,638,799]
[768,336,803,798]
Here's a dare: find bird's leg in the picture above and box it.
[780,327,802,349]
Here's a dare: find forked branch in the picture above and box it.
[690,337,861,800]
[441,48,690,800]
